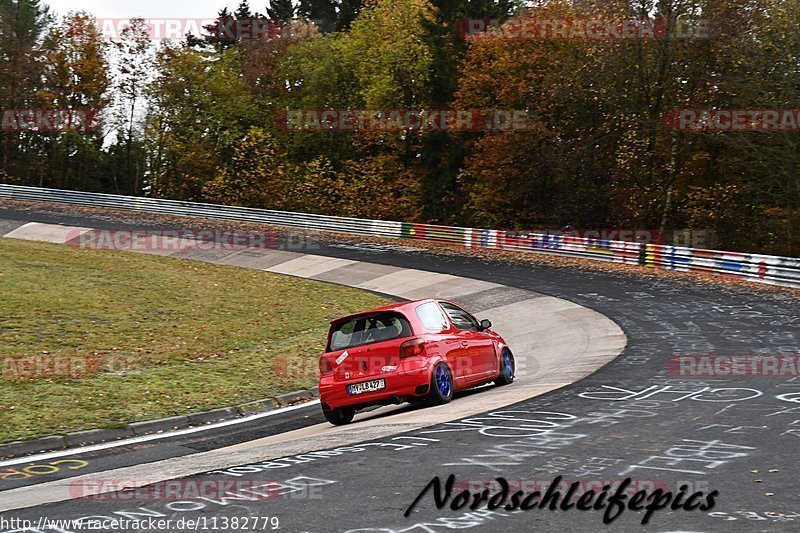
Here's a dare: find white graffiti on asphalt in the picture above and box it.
[578,385,763,403]
[343,508,517,532]
[620,439,755,476]
[209,436,439,478]
[419,411,580,438]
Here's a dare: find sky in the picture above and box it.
[44,0,254,20]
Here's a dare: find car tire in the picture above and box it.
[427,362,454,404]
[495,348,515,386]
[323,406,355,425]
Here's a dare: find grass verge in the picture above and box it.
[0,238,389,441]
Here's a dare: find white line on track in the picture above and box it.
[0,400,320,468]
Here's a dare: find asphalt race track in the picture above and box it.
[1,203,799,532]
[0,215,625,498]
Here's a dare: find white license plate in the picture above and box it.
[347,379,386,395]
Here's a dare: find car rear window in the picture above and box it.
[328,312,412,351]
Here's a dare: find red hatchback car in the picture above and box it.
[318,299,515,425]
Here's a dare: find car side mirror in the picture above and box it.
[480,319,492,330]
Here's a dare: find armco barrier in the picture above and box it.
[1,184,798,289]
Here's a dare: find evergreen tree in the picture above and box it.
[267,0,295,23]
[298,0,338,33]
[337,0,363,31]
[0,0,51,182]
[234,0,253,19]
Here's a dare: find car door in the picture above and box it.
[437,301,497,382]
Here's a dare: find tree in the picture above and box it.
[0,0,51,181]
[339,0,435,109]
[334,154,421,219]
[146,44,257,200]
[239,21,307,98]
[234,0,253,20]
[298,0,338,33]
[267,0,295,23]
[37,11,110,190]
[419,0,517,221]
[336,0,363,31]
[199,7,237,50]
[203,126,295,207]
[38,12,109,115]
[110,18,153,195]
[683,0,800,254]
[272,31,367,176]
[453,1,578,227]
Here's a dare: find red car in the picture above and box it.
[318,299,515,425]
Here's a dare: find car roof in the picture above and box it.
[331,299,442,323]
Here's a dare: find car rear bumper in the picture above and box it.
[319,361,432,410]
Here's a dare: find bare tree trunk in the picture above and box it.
[660,131,680,234]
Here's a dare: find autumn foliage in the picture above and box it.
[1,0,799,255]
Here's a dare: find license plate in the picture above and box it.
[347,379,386,395]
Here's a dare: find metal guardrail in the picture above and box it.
[1,184,798,289]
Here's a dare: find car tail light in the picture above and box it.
[400,339,426,358]
[319,356,333,375]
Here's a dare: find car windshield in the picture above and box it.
[328,312,412,351]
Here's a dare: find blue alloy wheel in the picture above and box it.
[428,362,454,404]
[496,349,515,386]
[436,364,452,397]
